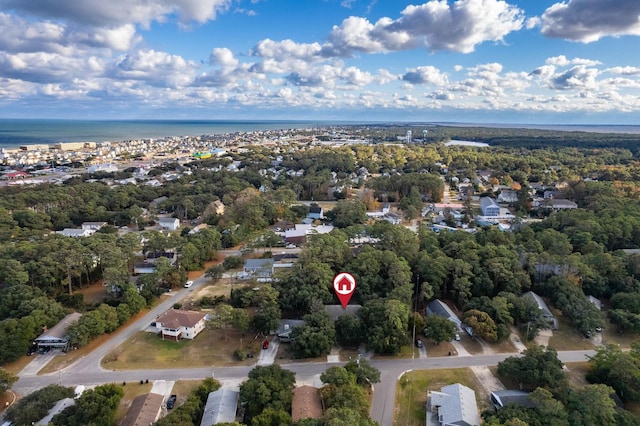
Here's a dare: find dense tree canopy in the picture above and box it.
[239,365,296,423]
[497,346,567,391]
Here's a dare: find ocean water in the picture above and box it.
[0,119,343,149]
[1,119,639,149]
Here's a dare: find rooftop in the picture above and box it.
[156,309,206,329]
[35,312,82,341]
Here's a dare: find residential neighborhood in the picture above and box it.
[1,124,639,426]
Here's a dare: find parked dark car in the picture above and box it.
[415,339,423,348]
[27,346,37,356]
[166,394,177,409]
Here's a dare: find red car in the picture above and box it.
[262,340,269,350]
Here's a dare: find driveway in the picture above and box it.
[256,338,279,366]
[19,350,58,377]
[150,380,175,397]
[450,340,471,356]
[509,331,527,352]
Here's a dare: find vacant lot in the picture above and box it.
[103,328,261,370]
[395,368,488,426]
[548,315,595,351]
[76,280,108,305]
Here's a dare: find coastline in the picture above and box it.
[0,119,352,150]
[1,119,640,150]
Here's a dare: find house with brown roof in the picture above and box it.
[291,385,323,422]
[119,392,164,426]
[153,309,207,341]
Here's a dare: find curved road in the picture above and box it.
[13,274,596,425]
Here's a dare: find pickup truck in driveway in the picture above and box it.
[166,394,177,409]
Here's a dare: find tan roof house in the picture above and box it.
[153,309,207,341]
[119,393,164,426]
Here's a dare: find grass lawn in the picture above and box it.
[493,338,519,353]
[600,317,640,348]
[395,368,487,426]
[424,339,456,357]
[168,380,204,410]
[548,314,594,351]
[564,361,590,387]
[39,308,155,374]
[2,354,34,376]
[115,381,152,423]
[339,348,361,362]
[102,328,260,370]
[463,337,484,355]
[274,341,326,364]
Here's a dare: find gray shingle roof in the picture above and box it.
[200,389,239,426]
[429,383,479,426]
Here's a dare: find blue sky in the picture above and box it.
[1,0,639,123]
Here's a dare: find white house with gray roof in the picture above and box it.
[243,258,275,282]
[480,197,500,216]
[428,383,479,426]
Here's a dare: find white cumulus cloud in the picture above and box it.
[401,66,448,85]
[540,0,640,42]
[111,49,195,88]
[0,0,233,27]
[325,0,524,55]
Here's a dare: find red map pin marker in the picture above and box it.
[333,272,356,309]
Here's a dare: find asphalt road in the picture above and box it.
[12,272,596,425]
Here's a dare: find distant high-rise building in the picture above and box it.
[406,130,412,142]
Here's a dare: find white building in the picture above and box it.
[158,217,180,231]
[153,309,207,341]
[428,383,479,426]
[480,197,500,216]
[87,163,118,173]
[57,228,95,238]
